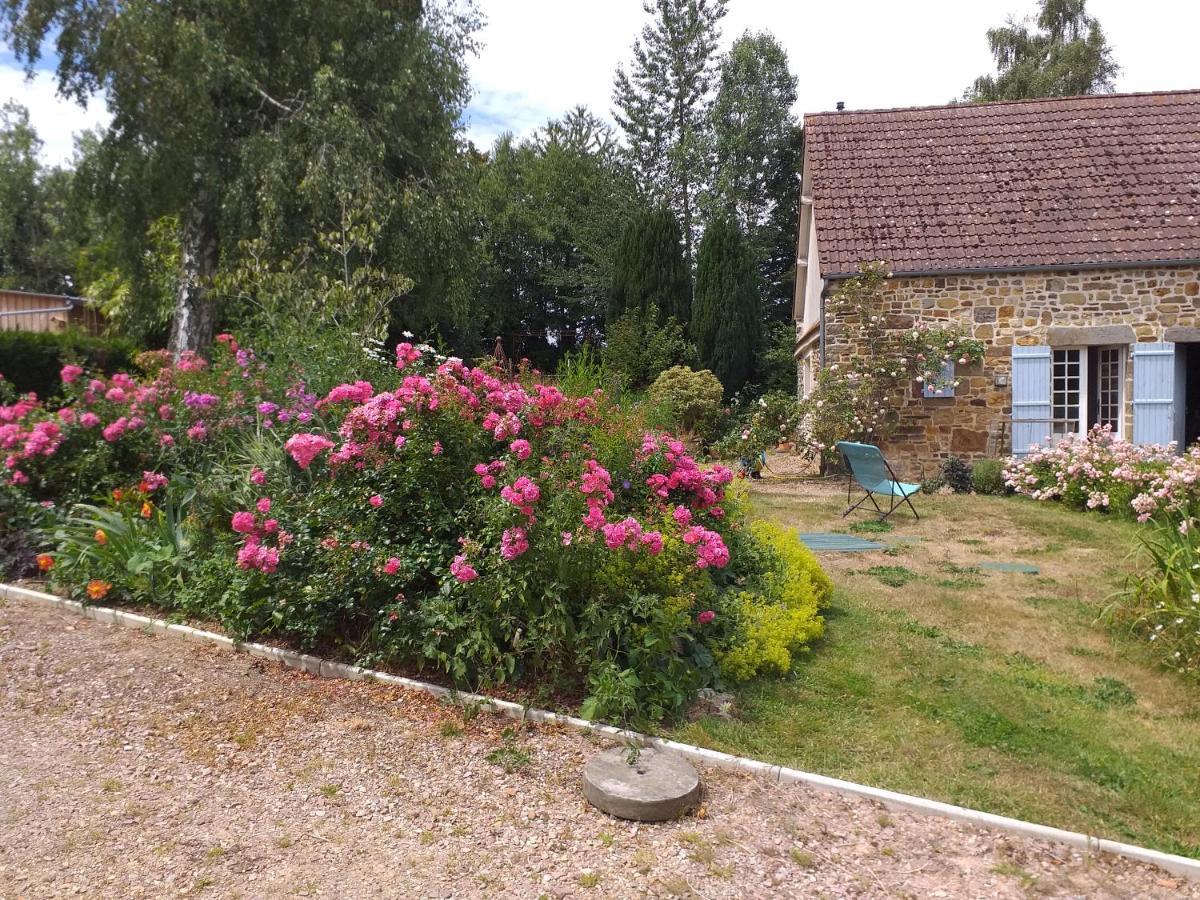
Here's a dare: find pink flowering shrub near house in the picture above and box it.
[1003,425,1200,676]
[1004,425,1200,522]
[0,337,830,721]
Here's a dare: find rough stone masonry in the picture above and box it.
[821,264,1200,475]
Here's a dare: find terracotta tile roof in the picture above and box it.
[805,90,1200,278]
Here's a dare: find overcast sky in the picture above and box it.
[3,0,1198,165]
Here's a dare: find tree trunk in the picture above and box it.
[169,197,219,358]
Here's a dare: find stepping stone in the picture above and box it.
[583,747,701,822]
[799,532,886,552]
[979,561,1039,575]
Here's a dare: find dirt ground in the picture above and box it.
[1,595,1196,899]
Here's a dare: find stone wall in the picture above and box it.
[819,265,1200,477]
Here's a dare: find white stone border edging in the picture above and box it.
[4,580,1198,880]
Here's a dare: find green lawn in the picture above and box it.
[674,482,1200,858]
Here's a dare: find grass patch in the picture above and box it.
[849,519,893,534]
[865,565,918,587]
[674,489,1200,859]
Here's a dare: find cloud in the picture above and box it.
[463,88,557,149]
[0,63,110,166]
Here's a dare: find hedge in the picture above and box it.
[0,330,138,399]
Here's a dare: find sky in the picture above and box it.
[3,0,1198,164]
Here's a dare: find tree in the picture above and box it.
[608,207,692,328]
[708,32,802,321]
[692,216,759,395]
[474,107,639,366]
[0,103,76,293]
[612,0,727,264]
[604,303,692,390]
[967,0,1119,101]
[2,0,477,355]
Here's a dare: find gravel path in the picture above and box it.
[1,594,1195,899]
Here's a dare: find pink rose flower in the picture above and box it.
[450,554,478,582]
[231,511,257,533]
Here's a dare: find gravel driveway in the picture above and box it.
[1,594,1195,899]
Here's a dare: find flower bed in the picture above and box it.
[1004,425,1200,522]
[1,338,829,723]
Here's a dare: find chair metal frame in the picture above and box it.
[838,443,921,521]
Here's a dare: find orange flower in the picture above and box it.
[94,529,107,545]
[112,489,123,502]
[86,580,111,600]
[140,501,153,519]
[36,553,54,572]
[138,480,150,493]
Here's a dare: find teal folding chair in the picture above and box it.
[835,441,921,521]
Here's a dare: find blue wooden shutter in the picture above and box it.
[1011,345,1051,456]
[1133,342,1176,446]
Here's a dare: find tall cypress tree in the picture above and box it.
[608,207,691,328]
[693,216,759,395]
[708,32,802,322]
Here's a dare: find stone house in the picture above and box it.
[793,90,1200,471]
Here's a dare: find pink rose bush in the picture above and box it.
[0,335,830,721]
[1005,425,1200,522]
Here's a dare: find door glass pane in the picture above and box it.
[1052,349,1081,436]
[1095,346,1121,430]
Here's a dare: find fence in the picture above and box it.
[0,289,104,335]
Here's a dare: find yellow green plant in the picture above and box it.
[717,521,828,681]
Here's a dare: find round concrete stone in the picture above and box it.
[582,747,701,822]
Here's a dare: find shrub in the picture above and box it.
[1,335,830,725]
[604,304,693,390]
[0,330,137,400]
[647,366,724,438]
[971,458,1007,495]
[716,520,828,681]
[797,262,985,463]
[1005,425,1193,521]
[713,391,802,463]
[940,456,973,494]
[1110,504,1200,677]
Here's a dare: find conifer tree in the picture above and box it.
[709,32,801,321]
[608,207,692,328]
[693,216,759,395]
[612,0,727,264]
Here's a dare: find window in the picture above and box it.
[922,360,955,398]
[1051,345,1125,437]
